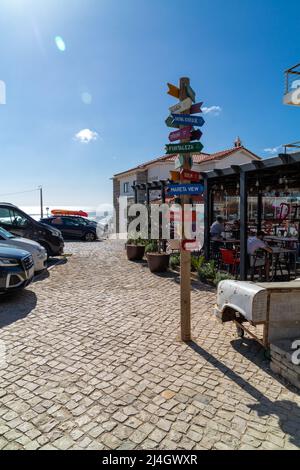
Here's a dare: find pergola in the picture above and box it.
[202,152,300,280]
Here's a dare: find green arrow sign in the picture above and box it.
[165,115,179,129]
[166,142,204,154]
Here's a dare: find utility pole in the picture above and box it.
[38,186,44,219]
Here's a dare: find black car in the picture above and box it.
[0,245,34,294]
[0,203,64,257]
[41,216,98,241]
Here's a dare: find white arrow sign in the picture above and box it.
[169,97,192,114]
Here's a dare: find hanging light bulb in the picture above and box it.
[279,177,283,184]
[221,184,224,191]
[256,179,259,187]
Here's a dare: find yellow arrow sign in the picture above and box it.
[167,83,180,99]
[170,170,180,182]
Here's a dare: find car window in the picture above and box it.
[52,217,63,225]
[0,226,14,239]
[0,208,29,227]
[63,218,80,227]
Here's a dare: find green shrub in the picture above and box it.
[198,260,217,283]
[191,255,205,272]
[170,253,180,269]
[213,271,234,287]
[127,237,147,246]
[145,240,159,254]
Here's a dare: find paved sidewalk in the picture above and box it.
[0,240,299,450]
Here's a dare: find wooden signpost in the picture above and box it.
[169,97,193,114]
[180,169,201,182]
[168,126,193,142]
[167,183,204,196]
[165,77,205,342]
[171,114,205,127]
[165,142,204,154]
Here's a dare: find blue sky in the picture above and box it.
[0,0,299,208]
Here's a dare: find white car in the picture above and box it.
[0,227,47,272]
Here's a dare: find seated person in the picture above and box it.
[247,231,273,280]
[210,216,225,241]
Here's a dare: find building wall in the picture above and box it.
[113,177,121,233]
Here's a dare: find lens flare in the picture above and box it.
[55,36,66,52]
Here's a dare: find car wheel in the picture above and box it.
[84,232,96,242]
[39,243,51,259]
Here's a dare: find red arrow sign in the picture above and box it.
[168,126,193,142]
[190,102,203,114]
[180,169,201,182]
[190,129,202,141]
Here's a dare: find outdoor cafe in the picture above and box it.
[202,151,300,281]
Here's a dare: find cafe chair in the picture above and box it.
[219,248,240,279]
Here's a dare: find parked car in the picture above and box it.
[40,216,98,241]
[0,203,64,257]
[0,227,47,272]
[0,246,34,294]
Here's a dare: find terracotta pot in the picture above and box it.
[146,253,170,273]
[126,244,145,261]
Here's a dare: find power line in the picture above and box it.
[0,188,39,198]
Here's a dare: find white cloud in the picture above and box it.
[202,105,222,116]
[74,128,99,144]
[263,146,282,155]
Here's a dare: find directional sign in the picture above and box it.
[165,115,180,128]
[171,114,205,127]
[167,83,180,99]
[168,126,193,142]
[167,183,204,196]
[190,102,203,114]
[174,155,192,170]
[169,97,193,114]
[166,142,204,154]
[190,129,202,141]
[186,84,196,103]
[180,169,200,182]
[170,170,180,182]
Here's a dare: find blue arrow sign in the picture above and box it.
[167,183,204,196]
[171,114,205,127]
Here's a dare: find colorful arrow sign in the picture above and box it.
[180,169,200,182]
[166,142,203,154]
[186,84,196,103]
[167,183,204,196]
[169,97,193,114]
[190,102,203,114]
[171,114,205,127]
[169,170,180,182]
[167,83,180,99]
[165,115,180,128]
[190,129,202,141]
[174,155,193,170]
[168,126,193,142]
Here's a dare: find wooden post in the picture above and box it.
[179,77,192,342]
[240,171,248,280]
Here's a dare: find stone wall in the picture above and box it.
[270,339,300,390]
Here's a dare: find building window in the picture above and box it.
[123,182,129,193]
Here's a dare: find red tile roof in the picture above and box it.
[113,146,260,177]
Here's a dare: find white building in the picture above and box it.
[113,139,261,231]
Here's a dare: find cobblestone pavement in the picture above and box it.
[0,240,299,450]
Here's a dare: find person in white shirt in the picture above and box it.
[247,231,272,280]
[210,216,225,241]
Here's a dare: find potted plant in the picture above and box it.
[145,240,170,273]
[126,237,146,261]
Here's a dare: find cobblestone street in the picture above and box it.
[0,240,299,450]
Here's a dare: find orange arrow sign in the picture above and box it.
[167,83,180,99]
[170,171,180,182]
